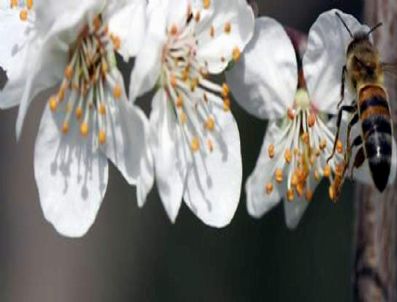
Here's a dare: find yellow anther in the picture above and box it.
[176,95,184,108]
[19,9,28,21]
[182,68,190,81]
[27,0,33,9]
[170,75,178,88]
[49,96,58,112]
[232,47,241,62]
[291,172,298,187]
[308,112,316,127]
[64,65,73,80]
[275,168,283,183]
[98,130,107,145]
[75,107,83,119]
[294,148,300,156]
[210,26,215,38]
[207,139,214,152]
[170,24,178,36]
[329,185,336,202]
[205,116,215,131]
[296,183,305,197]
[287,108,295,120]
[101,62,109,75]
[319,139,327,150]
[111,35,121,50]
[323,164,331,178]
[180,111,187,124]
[80,122,89,137]
[224,22,232,34]
[287,189,295,202]
[113,84,122,99]
[62,122,70,134]
[284,148,292,164]
[305,189,313,202]
[203,0,210,9]
[190,78,199,91]
[265,183,273,195]
[268,144,275,158]
[336,140,343,154]
[99,104,106,115]
[223,98,231,112]
[195,11,201,22]
[301,132,309,144]
[10,0,18,8]
[222,83,230,98]
[191,137,200,152]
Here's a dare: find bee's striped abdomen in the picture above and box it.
[359,85,392,192]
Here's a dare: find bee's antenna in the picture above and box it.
[367,22,383,36]
[335,11,353,38]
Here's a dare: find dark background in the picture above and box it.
[0,1,361,301]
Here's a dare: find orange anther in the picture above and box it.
[49,96,58,112]
[99,104,106,115]
[62,122,70,134]
[205,117,215,131]
[27,0,33,9]
[284,148,292,164]
[75,107,83,119]
[191,137,200,152]
[305,189,313,202]
[113,84,122,99]
[80,122,89,136]
[224,22,232,34]
[223,98,231,112]
[308,112,316,127]
[268,144,275,158]
[170,24,178,36]
[336,140,343,154]
[275,168,283,183]
[176,95,184,108]
[232,47,241,62]
[323,164,331,178]
[222,83,230,98]
[203,0,210,9]
[98,130,107,145]
[19,9,28,21]
[319,139,327,150]
[329,185,336,202]
[64,65,73,80]
[265,183,273,195]
[287,108,295,120]
[287,189,295,202]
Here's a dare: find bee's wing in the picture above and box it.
[381,62,397,79]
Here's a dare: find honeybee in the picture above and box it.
[328,12,393,193]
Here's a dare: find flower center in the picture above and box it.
[265,89,344,202]
[48,15,122,145]
[9,0,33,21]
[159,6,238,154]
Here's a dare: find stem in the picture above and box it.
[353,1,397,301]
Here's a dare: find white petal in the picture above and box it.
[151,90,188,222]
[226,17,297,119]
[108,0,147,60]
[283,194,310,229]
[34,106,108,237]
[183,107,242,227]
[303,9,369,114]
[128,3,167,100]
[136,144,155,208]
[15,36,67,139]
[245,121,285,217]
[195,0,255,74]
[101,87,148,185]
[0,10,34,109]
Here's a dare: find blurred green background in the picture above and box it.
[0,1,361,301]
